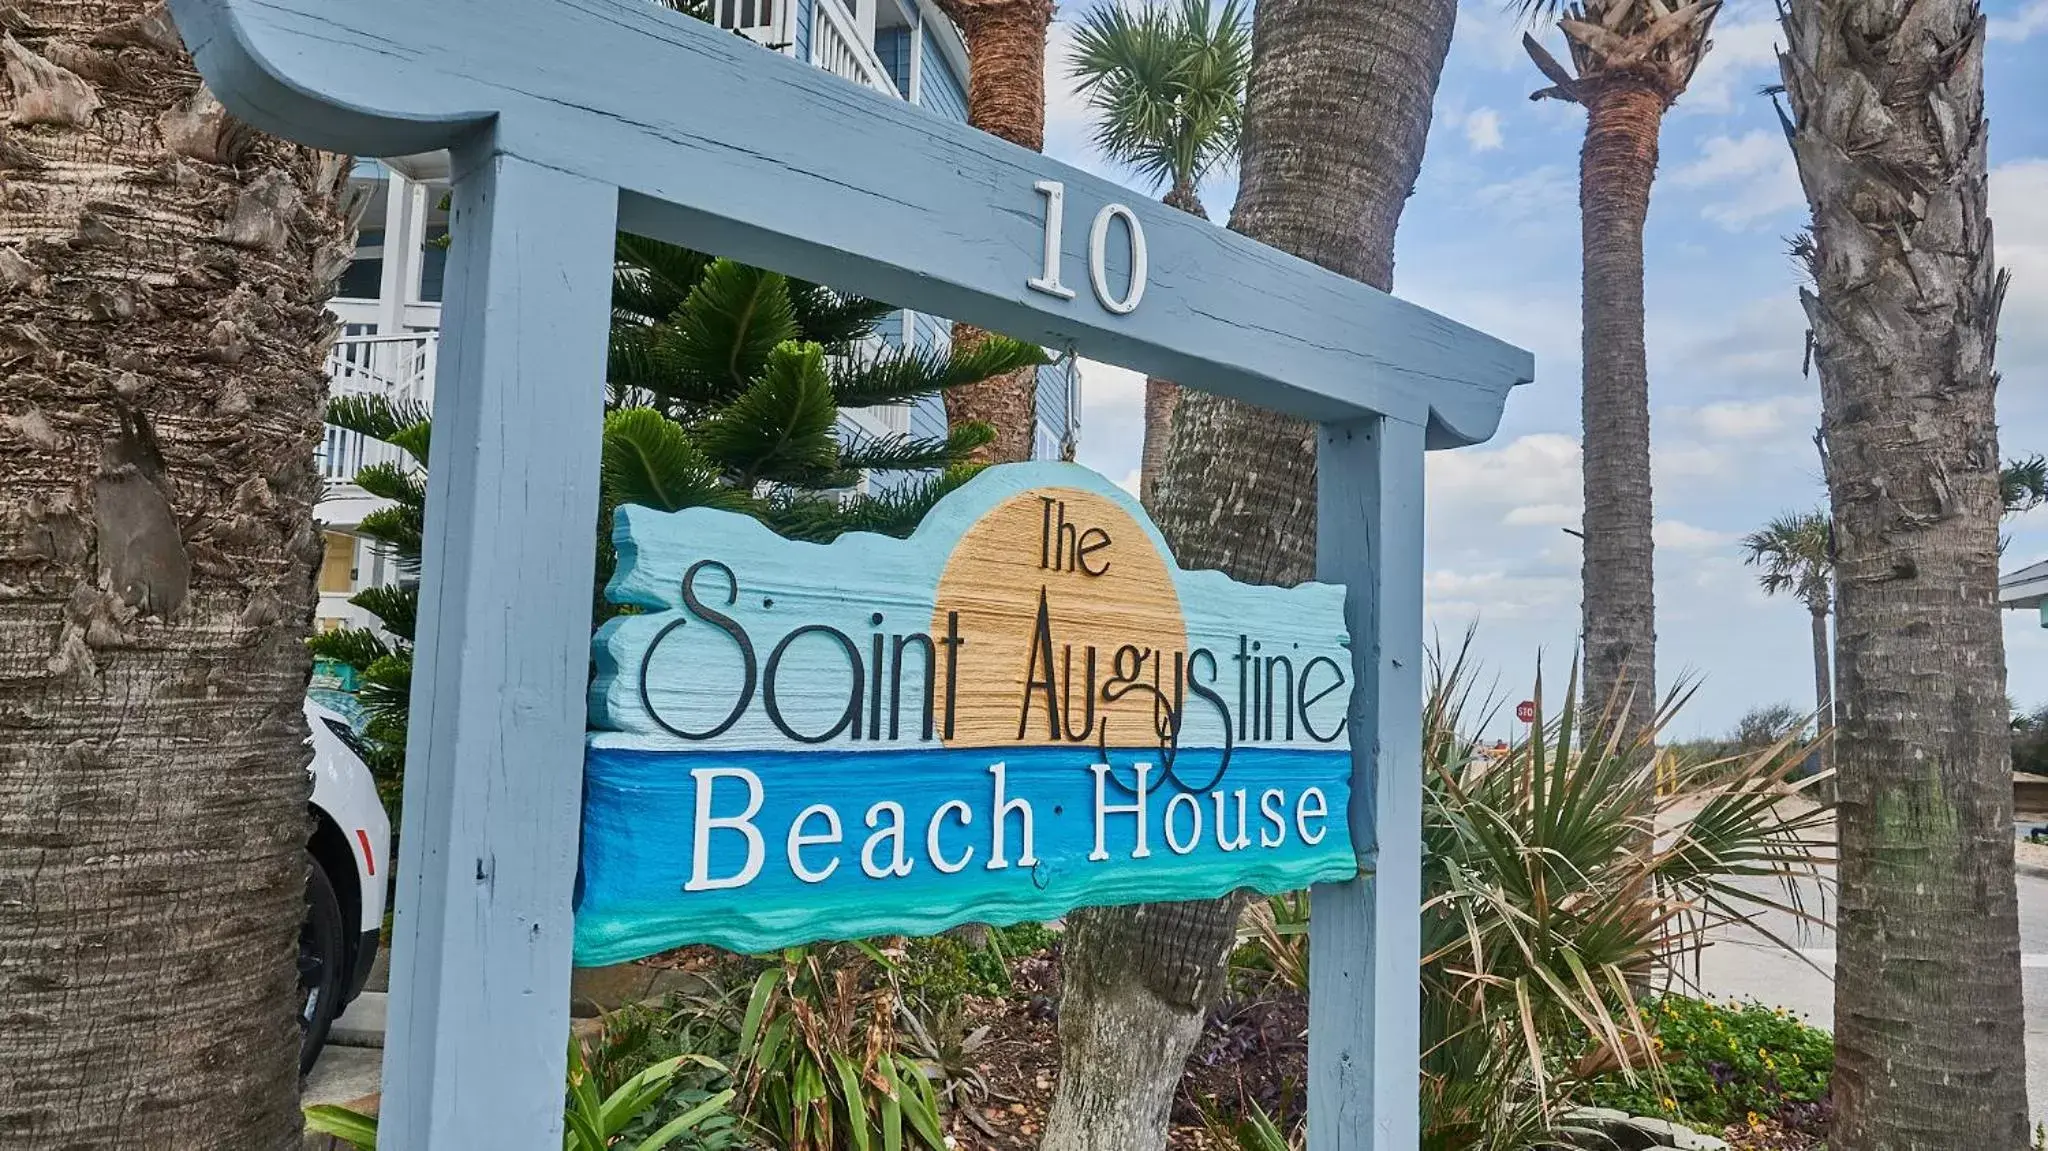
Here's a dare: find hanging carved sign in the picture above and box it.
[576,462,1356,963]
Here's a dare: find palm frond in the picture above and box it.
[306,627,390,674]
[356,505,423,573]
[1068,0,1251,194]
[601,407,743,513]
[325,393,431,456]
[831,336,1050,409]
[2003,454,2047,516]
[695,341,841,487]
[612,233,716,327]
[1739,508,1832,609]
[349,583,418,644]
[786,279,894,347]
[836,422,993,474]
[764,466,984,543]
[670,259,801,403]
[350,462,427,509]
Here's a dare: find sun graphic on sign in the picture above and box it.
[932,487,1189,749]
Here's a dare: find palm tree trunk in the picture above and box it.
[0,3,351,1145]
[1780,0,2028,1142]
[1041,0,1456,1143]
[1137,183,1206,511]
[936,0,1055,463]
[1576,81,1663,740]
[1808,602,1831,775]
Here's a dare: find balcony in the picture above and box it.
[319,330,438,488]
[811,0,896,96]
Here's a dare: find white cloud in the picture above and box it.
[1465,107,1505,153]
[1504,502,1581,527]
[1685,394,1814,441]
[1993,160,2048,383]
[1072,358,1145,485]
[1672,131,1805,230]
[1427,432,1583,517]
[1653,519,1736,552]
[1990,0,2048,40]
[1679,11,1784,114]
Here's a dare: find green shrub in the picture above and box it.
[1584,995,1832,1128]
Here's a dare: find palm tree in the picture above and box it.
[933,0,1058,463]
[1741,510,1834,765]
[0,2,353,1145]
[1518,0,1723,740]
[1068,0,1250,508]
[1041,0,1461,1141]
[1778,0,2028,1138]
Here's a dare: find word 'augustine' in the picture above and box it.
[682,761,1332,891]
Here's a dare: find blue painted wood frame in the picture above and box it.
[164,0,1532,1147]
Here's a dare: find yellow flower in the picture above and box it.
[1661,1096,1677,1111]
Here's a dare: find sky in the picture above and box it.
[1046,0,2048,737]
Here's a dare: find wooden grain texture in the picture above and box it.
[1307,417,1427,1151]
[580,464,1358,960]
[166,0,1530,440]
[375,146,617,1149]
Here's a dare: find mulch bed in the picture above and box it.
[946,948,1309,1149]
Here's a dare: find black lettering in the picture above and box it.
[939,611,965,739]
[640,559,756,741]
[763,624,863,744]
[1017,587,1062,740]
[1075,526,1111,576]
[1060,644,1097,741]
[1298,655,1348,743]
[1263,655,1295,742]
[891,632,937,740]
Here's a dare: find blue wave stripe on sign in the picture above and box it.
[573,744,1356,964]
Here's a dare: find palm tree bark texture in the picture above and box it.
[934,0,1055,464]
[1519,0,1725,737]
[1778,0,2028,1141]
[1039,0,1456,1143]
[0,2,352,1146]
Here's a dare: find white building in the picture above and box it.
[313,0,1082,631]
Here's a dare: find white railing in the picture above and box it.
[811,0,897,96]
[321,330,439,483]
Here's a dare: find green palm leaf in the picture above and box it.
[356,505,423,574]
[787,278,893,347]
[305,626,390,674]
[671,259,800,403]
[1068,0,1250,198]
[696,342,841,487]
[324,393,431,450]
[600,407,738,513]
[836,423,992,474]
[349,584,418,643]
[831,336,1049,409]
[613,233,716,327]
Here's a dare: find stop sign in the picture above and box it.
[1515,700,1536,724]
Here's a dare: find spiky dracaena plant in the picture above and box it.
[1416,641,1833,1148]
[308,235,1045,778]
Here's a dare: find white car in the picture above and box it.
[302,696,392,1072]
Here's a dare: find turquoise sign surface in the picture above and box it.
[575,462,1358,963]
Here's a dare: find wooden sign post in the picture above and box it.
[168,1,1532,1146]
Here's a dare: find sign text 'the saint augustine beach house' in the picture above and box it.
[576,463,1358,962]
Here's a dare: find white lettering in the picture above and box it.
[1087,202,1147,315]
[1027,180,1077,300]
[861,800,914,878]
[1164,791,1202,855]
[1259,788,1288,848]
[1296,787,1330,846]
[987,761,1040,869]
[1090,762,1152,861]
[785,803,842,884]
[685,767,764,891]
[927,800,975,874]
[1213,789,1250,852]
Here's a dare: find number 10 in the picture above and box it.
[1028,180,1147,316]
